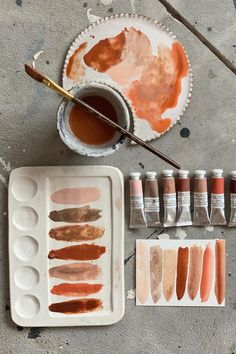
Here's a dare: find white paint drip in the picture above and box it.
[0,173,7,187]
[204,225,214,232]
[0,157,11,172]
[158,233,170,240]
[100,0,113,5]
[127,289,136,299]
[87,9,102,23]
[130,0,136,12]
[175,227,188,239]
[32,50,44,69]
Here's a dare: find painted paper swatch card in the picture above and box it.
[136,239,225,307]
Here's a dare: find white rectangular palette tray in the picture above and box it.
[9,166,124,326]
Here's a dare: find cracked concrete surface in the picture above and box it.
[0,0,236,353]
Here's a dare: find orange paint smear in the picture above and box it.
[48,244,106,261]
[49,298,103,314]
[51,283,103,296]
[66,42,88,81]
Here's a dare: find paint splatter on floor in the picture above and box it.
[28,327,43,339]
[0,157,11,172]
[180,127,190,138]
[158,233,170,240]
[130,0,136,12]
[100,0,113,5]
[175,227,187,239]
[0,174,7,187]
[87,9,102,23]
[127,289,136,299]
[139,162,144,169]
[204,225,214,232]
[15,0,22,6]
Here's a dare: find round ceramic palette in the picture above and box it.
[63,14,193,142]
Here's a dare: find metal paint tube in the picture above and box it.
[228,171,236,227]
[129,172,146,228]
[193,170,210,226]
[163,170,176,227]
[176,170,192,226]
[210,169,226,225]
[144,171,161,227]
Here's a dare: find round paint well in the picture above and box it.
[14,266,39,290]
[13,207,38,231]
[12,176,37,202]
[13,236,38,261]
[15,295,40,318]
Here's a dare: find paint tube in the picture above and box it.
[144,171,161,227]
[163,170,176,227]
[193,170,210,226]
[176,170,192,226]
[129,172,146,228]
[210,169,226,225]
[228,171,236,227]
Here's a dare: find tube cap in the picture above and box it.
[130,172,141,180]
[212,169,223,177]
[195,170,206,178]
[146,171,157,179]
[231,171,236,178]
[178,170,189,178]
[163,170,173,177]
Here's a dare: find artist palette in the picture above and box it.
[9,166,124,326]
[63,14,193,143]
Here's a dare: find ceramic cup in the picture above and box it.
[57,82,131,157]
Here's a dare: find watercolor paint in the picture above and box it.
[162,170,177,227]
[129,172,146,228]
[49,205,102,223]
[144,171,161,227]
[210,169,226,225]
[176,170,192,226]
[136,239,225,306]
[9,166,124,326]
[49,224,104,242]
[193,170,210,226]
[228,171,236,227]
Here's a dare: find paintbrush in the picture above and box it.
[25,64,181,169]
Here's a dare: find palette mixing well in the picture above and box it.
[9,166,124,326]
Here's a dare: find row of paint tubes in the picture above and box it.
[129,169,236,228]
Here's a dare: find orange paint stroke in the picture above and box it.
[200,243,214,303]
[49,298,103,314]
[51,283,103,297]
[48,244,106,261]
[66,42,88,81]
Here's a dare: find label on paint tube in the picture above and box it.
[144,197,160,212]
[211,193,224,208]
[130,195,144,209]
[163,193,176,208]
[231,193,236,208]
[194,192,208,207]
[178,192,190,206]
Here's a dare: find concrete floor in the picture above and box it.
[1,0,236,353]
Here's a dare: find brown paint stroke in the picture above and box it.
[49,298,102,314]
[49,205,102,223]
[51,283,103,297]
[49,224,104,242]
[51,188,101,205]
[150,245,162,303]
[49,262,101,281]
[83,31,126,72]
[215,240,225,305]
[187,245,203,300]
[48,244,106,261]
[163,249,177,302]
[200,243,214,303]
[176,247,189,300]
[66,42,88,81]
[136,241,149,304]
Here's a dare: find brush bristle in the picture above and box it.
[24,64,45,83]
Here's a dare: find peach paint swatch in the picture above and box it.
[215,240,225,305]
[49,224,104,242]
[136,241,149,304]
[136,240,225,306]
[49,206,102,223]
[51,283,103,297]
[200,243,214,303]
[176,247,189,300]
[51,188,101,204]
[66,42,88,81]
[49,262,101,281]
[187,245,203,301]
[49,298,103,314]
[81,27,189,134]
[48,244,106,261]
[163,249,177,302]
